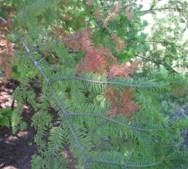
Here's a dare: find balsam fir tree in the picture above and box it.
[2,0,188,168]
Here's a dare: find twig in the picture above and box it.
[142,7,179,14]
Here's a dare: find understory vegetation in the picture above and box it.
[0,0,188,169]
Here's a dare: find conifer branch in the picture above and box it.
[51,76,167,89]
[87,158,163,168]
[67,112,159,132]
[22,42,86,155]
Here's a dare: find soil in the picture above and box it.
[0,80,37,169]
[0,128,36,169]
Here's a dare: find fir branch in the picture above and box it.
[67,112,159,132]
[22,42,86,155]
[51,76,167,89]
[87,158,163,168]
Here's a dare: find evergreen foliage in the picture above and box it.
[1,0,188,168]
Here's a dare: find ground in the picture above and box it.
[0,80,37,169]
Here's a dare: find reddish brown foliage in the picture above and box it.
[108,60,141,78]
[79,29,94,52]
[106,87,139,117]
[172,85,187,97]
[86,0,93,6]
[51,27,82,52]
[64,39,81,51]
[93,8,101,19]
[121,89,140,116]
[60,29,92,52]
[62,29,116,74]
[103,1,120,27]
[63,15,73,22]
[63,29,140,78]
[51,26,64,39]
[108,63,130,78]
[125,6,134,21]
[62,28,140,117]
[76,50,107,74]
[0,18,13,79]
[111,34,126,53]
[103,1,121,27]
[76,47,117,74]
